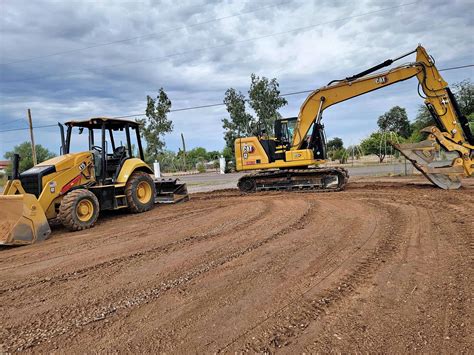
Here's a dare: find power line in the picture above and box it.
[0,124,57,133]
[439,64,474,71]
[1,2,419,84]
[0,118,26,127]
[0,1,292,66]
[0,88,315,133]
[0,61,471,135]
[81,63,474,120]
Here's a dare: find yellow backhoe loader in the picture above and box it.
[235,45,474,192]
[0,117,188,246]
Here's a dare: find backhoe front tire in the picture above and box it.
[126,171,155,213]
[59,189,100,231]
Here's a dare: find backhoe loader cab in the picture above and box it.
[0,117,188,246]
[61,118,146,185]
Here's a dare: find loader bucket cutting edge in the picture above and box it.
[0,194,51,245]
[393,142,463,190]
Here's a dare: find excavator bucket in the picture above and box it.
[154,178,189,204]
[393,139,464,190]
[0,194,51,245]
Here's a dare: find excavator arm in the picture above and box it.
[291,45,473,189]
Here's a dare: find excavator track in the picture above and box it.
[237,167,349,193]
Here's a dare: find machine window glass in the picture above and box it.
[68,127,90,153]
[287,120,296,143]
[280,122,289,142]
[110,128,128,156]
[111,128,138,157]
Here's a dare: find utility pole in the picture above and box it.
[352,145,355,166]
[27,109,37,166]
[181,133,187,172]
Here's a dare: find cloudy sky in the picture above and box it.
[0,0,473,158]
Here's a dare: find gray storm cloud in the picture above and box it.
[0,0,473,156]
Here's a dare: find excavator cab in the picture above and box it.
[0,117,188,246]
[275,118,327,160]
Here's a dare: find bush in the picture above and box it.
[332,148,348,164]
[196,162,206,173]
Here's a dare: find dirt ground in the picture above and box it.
[0,176,472,353]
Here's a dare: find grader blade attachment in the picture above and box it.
[0,194,51,245]
[154,178,189,204]
[393,140,464,190]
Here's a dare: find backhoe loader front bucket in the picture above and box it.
[393,139,464,190]
[0,194,51,245]
[154,178,189,204]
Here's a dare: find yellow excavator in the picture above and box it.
[0,117,188,246]
[235,45,474,192]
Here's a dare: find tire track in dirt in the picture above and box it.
[131,198,377,352]
[0,202,229,271]
[1,200,314,351]
[296,193,473,354]
[424,201,472,352]
[0,200,270,295]
[1,180,472,353]
[221,200,410,352]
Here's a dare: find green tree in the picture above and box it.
[186,147,208,169]
[138,88,173,161]
[206,150,221,161]
[453,79,474,116]
[453,80,474,133]
[222,146,234,172]
[248,73,288,135]
[360,132,387,163]
[4,142,56,173]
[327,137,344,151]
[377,106,411,138]
[409,105,435,142]
[222,74,287,152]
[468,113,474,131]
[222,88,255,152]
[222,146,233,161]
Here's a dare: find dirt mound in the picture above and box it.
[0,177,472,352]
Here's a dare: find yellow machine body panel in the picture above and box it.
[235,137,316,171]
[285,149,315,162]
[0,151,96,244]
[115,158,153,184]
[37,152,96,218]
[0,182,51,245]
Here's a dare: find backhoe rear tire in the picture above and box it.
[126,171,155,213]
[59,189,100,231]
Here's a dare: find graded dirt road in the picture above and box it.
[0,177,472,353]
